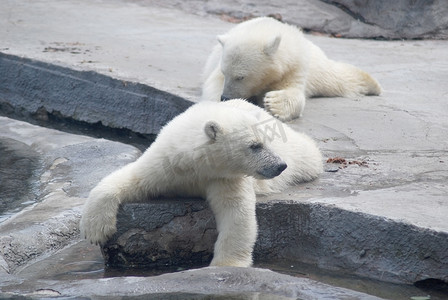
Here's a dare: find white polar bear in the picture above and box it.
[80,99,322,267]
[201,17,382,121]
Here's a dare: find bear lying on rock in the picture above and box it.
[201,17,382,121]
[80,99,322,267]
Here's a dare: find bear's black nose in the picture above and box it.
[257,162,288,179]
[277,162,287,175]
[221,95,231,101]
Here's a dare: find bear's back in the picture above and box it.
[227,17,302,42]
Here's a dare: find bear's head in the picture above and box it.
[218,34,282,102]
[201,113,287,180]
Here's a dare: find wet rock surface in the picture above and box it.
[0,117,141,275]
[0,138,40,220]
[2,266,384,300]
[104,196,448,285]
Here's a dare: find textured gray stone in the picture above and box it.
[324,0,448,39]
[2,267,384,299]
[256,200,448,284]
[149,0,448,39]
[103,200,217,269]
[0,53,193,136]
[103,198,448,285]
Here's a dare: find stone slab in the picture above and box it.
[103,200,217,270]
[103,196,448,285]
[0,267,384,300]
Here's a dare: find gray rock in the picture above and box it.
[103,200,217,269]
[323,0,448,39]
[103,198,448,285]
[149,0,448,39]
[11,266,384,299]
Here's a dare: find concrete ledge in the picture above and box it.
[103,199,448,285]
[256,200,448,285]
[0,53,193,135]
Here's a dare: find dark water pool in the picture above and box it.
[17,240,448,300]
[0,138,41,223]
[256,260,448,300]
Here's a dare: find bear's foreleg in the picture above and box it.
[201,67,225,102]
[80,162,145,245]
[201,44,224,102]
[206,178,257,267]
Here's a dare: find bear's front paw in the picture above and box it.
[80,212,117,246]
[264,90,304,121]
[264,90,292,121]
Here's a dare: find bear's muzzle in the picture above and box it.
[256,161,287,179]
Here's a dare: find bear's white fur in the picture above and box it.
[201,17,382,121]
[80,99,323,267]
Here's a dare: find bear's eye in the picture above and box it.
[249,142,263,151]
[235,76,245,81]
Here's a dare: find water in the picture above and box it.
[16,240,448,300]
[256,260,448,300]
[1,291,295,300]
[107,292,297,299]
[0,138,41,223]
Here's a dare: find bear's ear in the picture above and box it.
[204,121,223,141]
[264,35,281,56]
[217,35,227,47]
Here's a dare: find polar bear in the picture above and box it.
[201,17,382,121]
[80,99,322,267]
